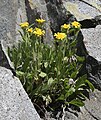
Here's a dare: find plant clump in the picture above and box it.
[8,18,94,118]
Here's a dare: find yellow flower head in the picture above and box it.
[33,28,45,37]
[27,28,33,33]
[54,32,67,40]
[61,24,70,29]
[71,21,81,28]
[36,19,45,24]
[20,22,29,28]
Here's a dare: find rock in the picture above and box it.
[45,0,75,33]
[0,67,41,120]
[0,0,27,48]
[0,0,27,69]
[25,0,54,44]
[81,25,101,90]
[62,0,101,90]
[64,89,101,120]
[81,25,101,61]
[0,0,41,119]
[44,89,101,120]
[63,0,101,21]
[0,0,101,119]
[63,0,101,28]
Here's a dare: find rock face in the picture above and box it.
[64,89,101,120]
[0,0,101,120]
[0,67,40,120]
[63,0,101,21]
[0,0,27,69]
[25,0,53,44]
[0,0,41,119]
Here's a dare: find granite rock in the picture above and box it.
[0,0,101,120]
[63,0,101,21]
[0,67,41,120]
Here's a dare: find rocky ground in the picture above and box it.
[0,0,101,120]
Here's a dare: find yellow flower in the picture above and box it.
[54,32,66,40]
[61,24,70,29]
[36,19,45,24]
[71,21,81,28]
[33,28,45,36]
[20,22,29,28]
[27,28,33,33]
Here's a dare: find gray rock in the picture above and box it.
[63,0,101,21]
[64,89,101,120]
[62,0,101,90]
[0,0,27,48]
[45,89,101,120]
[0,0,101,119]
[0,0,27,69]
[25,0,54,44]
[0,67,41,120]
[81,25,101,61]
[0,0,41,119]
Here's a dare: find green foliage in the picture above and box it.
[8,20,94,110]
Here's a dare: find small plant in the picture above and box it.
[8,19,94,114]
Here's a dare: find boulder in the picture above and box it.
[64,89,101,120]
[63,0,101,21]
[0,67,40,120]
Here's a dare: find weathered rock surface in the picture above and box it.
[64,89,101,120]
[25,0,53,44]
[0,0,27,48]
[0,0,41,119]
[63,0,101,21]
[42,89,101,120]
[0,67,41,120]
[82,25,101,61]
[0,0,27,69]
[0,0,101,119]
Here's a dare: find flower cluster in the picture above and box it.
[9,18,94,115]
[20,19,46,37]
[54,21,81,40]
[20,22,29,28]
[61,24,70,29]
[33,28,45,37]
[71,21,81,28]
[54,32,66,40]
[27,28,33,33]
[36,19,45,24]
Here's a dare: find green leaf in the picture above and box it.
[70,40,77,48]
[69,99,85,107]
[26,73,33,79]
[44,62,48,68]
[65,87,75,98]
[76,56,85,62]
[57,94,65,101]
[42,95,52,106]
[16,71,25,77]
[48,78,54,86]
[75,75,87,90]
[85,80,95,92]
[39,72,47,78]
[71,71,78,79]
